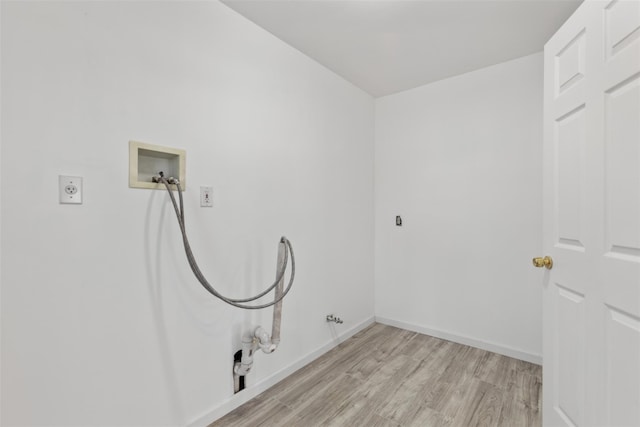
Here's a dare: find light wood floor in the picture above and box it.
[211,323,542,427]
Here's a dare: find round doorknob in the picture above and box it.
[532,256,553,269]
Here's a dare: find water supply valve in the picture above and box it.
[326,314,343,324]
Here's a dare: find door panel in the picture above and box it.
[556,30,586,95]
[605,0,640,59]
[604,74,640,258]
[555,284,586,427]
[601,1,640,425]
[605,307,640,426]
[544,5,592,424]
[555,105,586,250]
[544,1,640,426]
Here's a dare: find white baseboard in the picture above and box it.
[375,316,542,365]
[188,316,376,427]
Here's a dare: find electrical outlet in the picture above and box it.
[59,176,82,204]
[200,186,213,207]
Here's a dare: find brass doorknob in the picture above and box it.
[532,256,553,269]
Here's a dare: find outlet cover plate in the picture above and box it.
[200,186,213,207]
[59,176,83,204]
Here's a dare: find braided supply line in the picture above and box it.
[158,176,296,310]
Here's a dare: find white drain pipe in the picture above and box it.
[233,241,287,381]
[270,240,286,347]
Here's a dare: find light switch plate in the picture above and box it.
[59,176,83,204]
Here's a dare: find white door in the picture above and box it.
[543,0,640,426]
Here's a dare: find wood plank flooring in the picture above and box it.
[211,323,541,427]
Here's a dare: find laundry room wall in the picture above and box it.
[374,53,543,363]
[1,2,375,425]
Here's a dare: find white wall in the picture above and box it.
[374,53,543,362]
[0,2,374,426]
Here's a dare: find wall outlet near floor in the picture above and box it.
[59,176,83,204]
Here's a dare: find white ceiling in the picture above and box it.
[221,0,582,97]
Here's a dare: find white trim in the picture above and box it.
[375,316,542,365]
[188,316,375,427]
